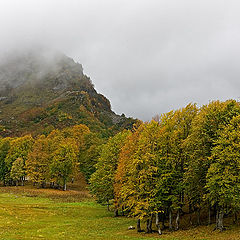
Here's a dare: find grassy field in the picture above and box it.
[0,187,240,240]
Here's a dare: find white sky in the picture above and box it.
[1,0,240,120]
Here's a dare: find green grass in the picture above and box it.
[0,191,240,240]
[0,193,150,240]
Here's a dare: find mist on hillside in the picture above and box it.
[0,47,83,92]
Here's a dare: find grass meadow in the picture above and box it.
[0,186,240,240]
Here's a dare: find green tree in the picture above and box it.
[10,157,25,186]
[0,138,11,184]
[5,135,34,184]
[184,100,240,225]
[151,104,197,230]
[78,132,103,182]
[89,130,130,207]
[206,115,240,231]
[121,121,161,232]
[50,139,78,191]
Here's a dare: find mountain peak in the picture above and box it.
[0,49,136,137]
[0,48,83,92]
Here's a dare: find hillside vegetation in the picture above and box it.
[0,48,136,138]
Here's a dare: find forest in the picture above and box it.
[90,99,240,234]
[0,124,103,191]
[1,99,240,235]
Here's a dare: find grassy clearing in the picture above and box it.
[0,189,240,239]
[0,192,138,240]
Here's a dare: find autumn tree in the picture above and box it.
[50,139,78,191]
[89,130,130,208]
[10,157,25,186]
[26,135,51,187]
[5,135,34,184]
[62,124,101,182]
[139,104,198,230]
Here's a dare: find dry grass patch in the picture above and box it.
[0,171,91,202]
[0,185,91,202]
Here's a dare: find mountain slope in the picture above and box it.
[0,48,136,137]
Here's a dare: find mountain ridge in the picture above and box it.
[0,49,136,137]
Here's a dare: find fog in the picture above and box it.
[1,0,240,120]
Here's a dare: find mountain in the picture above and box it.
[0,48,136,137]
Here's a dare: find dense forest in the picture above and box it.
[1,99,240,235]
[0,124,103,190]
[90,99,240,234]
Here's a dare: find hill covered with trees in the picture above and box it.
[0,48,136,138]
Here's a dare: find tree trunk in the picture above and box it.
[162,212,166,229]
[215,209,224,231]
[147,214,153,233]
[218,211,224,231]
[197,208,200,225]
[63,179,67,191]
[146,219,151,233]
[189,213,193,226]
[215,210,219,230]
[121,206,125,216]
[234,211,238,224]
[114,209,119,217]
[189,203,192,214]
[137,219,141,232]
[169,209,173,230]
[156,212,162,235]
[208,206,211,225]
[175,209,180,230]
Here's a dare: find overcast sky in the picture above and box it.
[1,0,240,120]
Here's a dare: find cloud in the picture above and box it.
[1,0,240,120]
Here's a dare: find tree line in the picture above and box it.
[1,99,239,234]
[90,100,240,234]
[0,124,102,190]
